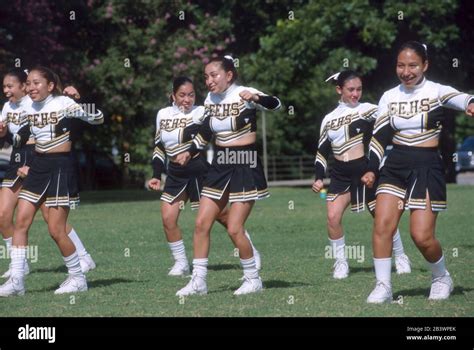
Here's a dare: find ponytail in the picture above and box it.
[29,66,63,96]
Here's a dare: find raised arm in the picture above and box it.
[239,88,281,111]
[438,84,474,112]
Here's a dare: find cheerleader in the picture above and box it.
[0,66,103,296]
[0,69,95,279]
[175,56,281,296]
[362,41,474,303]
[148,76,260,276]
[313,70,411,280]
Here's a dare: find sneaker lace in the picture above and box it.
[190,273,203,290]
[236,276,252,291]
[431,276,448,294]
[375,281,390,294]
[333,260,347,272]
[0,277,18,291]
[59,276,74,288]
[2,277,16,288]
[396,255,408,266]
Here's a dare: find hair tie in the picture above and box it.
[325,72,341,83]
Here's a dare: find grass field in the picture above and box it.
[1,186,473,317]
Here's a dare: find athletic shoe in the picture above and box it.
[79,254,96,274]
[367,281,393,304]
[1,262,30,279]
[176,274,207,296]
[168,261,190,277]
[0,277,25,297]
[54,275,88,295]
[429,273,453,300]
[333,259,349,279]
[234,276,263,296]
[395,254,411,274]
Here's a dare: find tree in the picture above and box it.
[241,0,471,164]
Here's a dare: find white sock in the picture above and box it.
[68,228,87,257]
[192,258,208,280]
[392,229,405,257]
[240,257,259,279]
[244,230,258,253]
[373,257,392,286]
[429,255,447,279]
[3,237,12,254]
[63,251,83,277]
[10,246,27,279]
[329,236,346,261]
[168,240,187,264]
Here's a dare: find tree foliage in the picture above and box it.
[0,0,472,183]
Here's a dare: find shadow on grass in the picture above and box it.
[395,286,472,298]
[88,278,139,288]
[209,279,310,294]
[349,266,374,274]
[459,244,474,249]
[30,278,138,293]
[264,280,311,289]
[351,266,427,274]
[32,266,67,274]
[208,264,241,271]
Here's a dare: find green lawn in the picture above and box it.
[1,186,473,317]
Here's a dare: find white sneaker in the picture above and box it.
[79,254,96,274]
[429,273,453,300]
[176,274,207,296]
[234,276,263,296]
[333,259,349,279]
[54,275,88,295]
[1,262,30,279]
[168,261,190,277]
[395,254,411,274]
[0,276,25,297]
[253,249,261,271]
[367,281,393,304]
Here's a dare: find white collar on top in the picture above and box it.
[31,94,55,109]
[337,100,361,109]
[400,76,427,94]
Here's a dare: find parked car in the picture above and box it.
[455,136,474,173]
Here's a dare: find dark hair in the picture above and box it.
[169,76,193,104]
[207,55,238,83]
[29,65,63,96]
[4,68,28,84]
[336,70,361,87]
[398,41,428,63]
[173,76,193,94]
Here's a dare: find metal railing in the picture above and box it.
[265,155,320,186]
[266,155,315,181]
